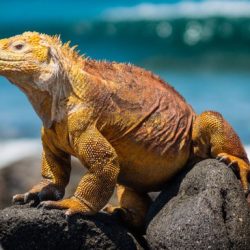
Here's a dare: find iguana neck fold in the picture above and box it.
[27,44,87,128]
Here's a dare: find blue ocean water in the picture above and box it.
[0,0,250,144]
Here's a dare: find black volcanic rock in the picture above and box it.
[1,159,250,250]
[146,159,250,250]
[0,204,140,250]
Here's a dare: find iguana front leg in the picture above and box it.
[40,127,120,215]
[13,129,71,204]
[192,111,250,194]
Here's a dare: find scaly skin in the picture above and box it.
[0,32,249,229]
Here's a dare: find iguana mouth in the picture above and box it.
[0,51,25,63]
[0,57,27,74]
[0,58,25,62]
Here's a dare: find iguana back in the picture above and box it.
[82,60,195,157]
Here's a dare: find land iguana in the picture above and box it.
[0,32,249,229]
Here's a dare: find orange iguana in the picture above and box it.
[0,32,249,229]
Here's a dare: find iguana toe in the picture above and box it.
[38,197,94,215]
[216,155,230,164]
[13,192,40,204]
[217,153,250,195]
[13,180,65,205]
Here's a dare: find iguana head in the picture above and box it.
[0,31,66,91]
[0,31,82,127]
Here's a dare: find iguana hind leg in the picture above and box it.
[192,111,250,194]
[104,185,152,231]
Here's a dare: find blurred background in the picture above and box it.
[1,0,250,143]
[0,0,249,207]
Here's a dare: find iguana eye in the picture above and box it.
[14,44,24,50]
[11,41,26,51]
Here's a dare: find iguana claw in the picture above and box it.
[216,155,229,163]
[13,192,38,204]
[216,153,250,196]
[13,180,65,204]
[38,197,95,216]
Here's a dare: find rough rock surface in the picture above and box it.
[0,204,141,250]
[146,159,250,250]
[2,159,250,250]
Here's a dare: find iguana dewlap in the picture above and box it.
[0,32,249,229]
